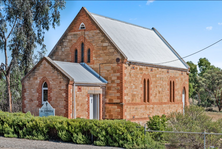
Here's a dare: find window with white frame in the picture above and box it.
[79,22,86,30]
[42,82,48,104]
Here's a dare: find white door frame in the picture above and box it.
[90,94,93,119]
[89,94,100,120]
[182,88,185,114]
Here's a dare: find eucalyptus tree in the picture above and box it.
[198,68,222,111]
[0,0,65,112]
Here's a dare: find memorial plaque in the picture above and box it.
[39,101,55,117]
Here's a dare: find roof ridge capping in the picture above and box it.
[90,12,153,31]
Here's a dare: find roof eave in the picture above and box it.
[75,82,106,87]
[128,60,188,72]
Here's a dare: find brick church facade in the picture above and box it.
[22,7,189,124]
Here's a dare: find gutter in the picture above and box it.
[129,60,188,72]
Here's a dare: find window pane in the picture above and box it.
[75,49,78,63]
[43,82,48,88]
[87,49,90,63]
[144,79,146,102]
[81,43,84,62]
[43,90,48,102]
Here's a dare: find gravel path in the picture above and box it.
[0,137,123,149]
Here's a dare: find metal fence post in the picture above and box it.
[204,130,206,149]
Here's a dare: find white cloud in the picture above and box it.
[218,23,222,25]
[206,26,213,30]
[146,0,155,5]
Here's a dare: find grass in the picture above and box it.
[205,106,222,121]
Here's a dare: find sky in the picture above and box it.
[1,1,222,69]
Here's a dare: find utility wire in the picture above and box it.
[155,39,222,65]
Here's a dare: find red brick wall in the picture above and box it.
[22,59,70,117]
[75,86,104,119]
[123,64,189,125]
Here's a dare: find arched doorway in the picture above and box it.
[182,87,186,114]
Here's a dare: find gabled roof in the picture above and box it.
[90,13,189,70]
[48,7,189,70]
[22,57,107,86]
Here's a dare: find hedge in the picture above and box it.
[0,111,164,149]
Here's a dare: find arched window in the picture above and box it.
[173,81,175,102]
[147,79,149,102]
[42,82,48,104]
[81,43,84,62]
[170,81,172,102]
[87,49,90,63]
[182,87,186,114]
[79,22,86,30]
[170,81,175,102]
[75,49,78,63]
[144,79,146,102]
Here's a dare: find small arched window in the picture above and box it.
[79,22,86,30]
[147,79,149,102]
[87,49,90,63]
[170,81,175,102]
[75,49,78,63]
[81,43,84,62]
[144,79,146,102]
[42,82,48,104]
[173,81,175,102]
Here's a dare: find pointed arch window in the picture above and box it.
[79,22,86,30]
[87,49,90,63]
[147,79,150,102]
[170,81,175,102]
[144,79,146,102]
[81,43,84,62]
[42,82,48,104]
[75,49,78,63]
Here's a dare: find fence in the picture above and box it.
[143,125,222,149]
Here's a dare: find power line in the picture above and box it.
[156,39,222,65]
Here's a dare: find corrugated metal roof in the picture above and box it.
[53,61,106,85]
[90,13,188,69]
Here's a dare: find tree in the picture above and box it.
[198,69,222,111]
[187,61,198,98]
[0,0,65,112]
[198,58,211,76]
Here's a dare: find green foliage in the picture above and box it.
[198,58,211,77]
[0,111,164,148]
[187,61,198,98]
[198,68,222,111]
[0,0,66,113]
[147,115,167,141]
[165,105,222,148]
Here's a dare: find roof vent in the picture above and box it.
[79,22,86,30]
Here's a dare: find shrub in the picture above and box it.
[165,105,222,149]
[147,115,167,141]
[0,111,164,149]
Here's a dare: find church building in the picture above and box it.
[22,7,189,124]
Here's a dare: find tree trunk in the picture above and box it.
[6,75,12,112]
